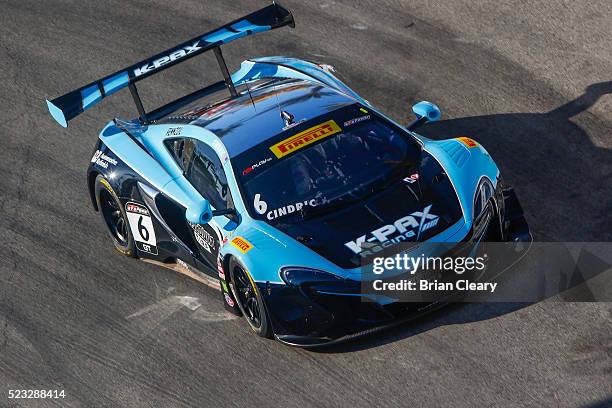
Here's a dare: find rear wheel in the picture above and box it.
[229,258,272,338]
[94,175,135,257]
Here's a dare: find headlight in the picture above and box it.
[280,267,343,287]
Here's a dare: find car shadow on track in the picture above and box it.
[311,302,531,353]
[581,396,612,408]
[314,242,610,353]
[312,81,612,353]
[418,81,612,241]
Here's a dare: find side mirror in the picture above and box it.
[408,101,441,131]
[186,200,213,225]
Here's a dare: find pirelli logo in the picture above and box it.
[456,137,478,148]
[270,120,341,158]
[231,236,253,254]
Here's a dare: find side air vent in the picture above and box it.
[438,139,471,168]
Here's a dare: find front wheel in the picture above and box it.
[229,258,272,338]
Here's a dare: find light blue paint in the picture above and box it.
[231,60,317,86]
[230,20,269,33]
[203,28,246,44]
[46,99,67,128]
[99,123,175,195]
[251,57,368,105]
[80,84,102,109]
[137,125,185,179]
[186,199,213,224]
[231,60,279,84]
[203,20,269,44]
[102,71,129,96]
[220,219,342,284]
[412,101,441,121]
[438,139,471,167]
[423,138,499,224]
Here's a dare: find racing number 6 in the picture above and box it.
[138,216,150,241]
[254,194,267,214]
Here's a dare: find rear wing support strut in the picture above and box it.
[128,83,147,123]
[214,47,238,98]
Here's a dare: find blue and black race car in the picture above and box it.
[45,3,530,346]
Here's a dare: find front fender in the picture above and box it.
[424,137,500,226]
[219,220,348,285]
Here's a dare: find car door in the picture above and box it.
[181,139,233,272]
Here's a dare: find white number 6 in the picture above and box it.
[254,194,267,214]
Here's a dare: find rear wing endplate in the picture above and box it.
[45,3,294,127]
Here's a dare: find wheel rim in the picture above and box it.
[100,189,128,246]
[233,266,261,328]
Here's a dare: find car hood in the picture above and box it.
[271,151,464,269]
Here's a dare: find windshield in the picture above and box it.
[234,105,422,223]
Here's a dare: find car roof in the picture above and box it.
[158,77,356,157]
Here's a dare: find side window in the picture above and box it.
[165,138,196,171]
[185,141,230,210]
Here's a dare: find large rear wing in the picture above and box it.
[45,3,294,127]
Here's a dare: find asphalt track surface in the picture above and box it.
[1,1,611,407]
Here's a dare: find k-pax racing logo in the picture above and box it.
[133,41,202,77]
[344,205,440,255]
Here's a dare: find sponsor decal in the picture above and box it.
[317,63,335,72]
[456,137,478,148]
[344,115,370,127]
[269,120,341,158]
[166,127,182,136]
[91,150,118,169]
[126,202,149,215]
[253,194,320,220]
[177,258,190,270]
[242,157,273,176]
[345,205,440,255]
[403,173,419,184]
[217,257,225,280]
[266,199,318,220]
[224,292,235,307]
[125,202,158,255]
[133,41,202,77]
[190,223,215,253]
[231,236,253,253]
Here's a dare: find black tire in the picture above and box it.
[484,198,503,242]
[229,258,272,338]
[94,174,136,257]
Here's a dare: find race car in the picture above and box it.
[45,3,530,346]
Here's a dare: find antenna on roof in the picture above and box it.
[281,110,295,127]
